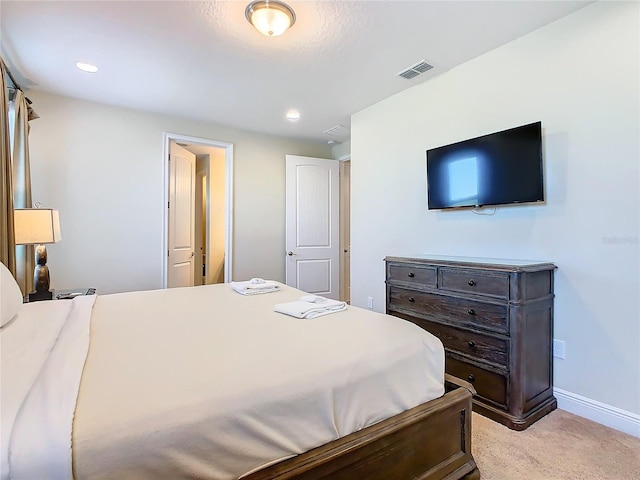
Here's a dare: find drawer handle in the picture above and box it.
[468,279,476,286]
[467,308,476,316]
[467,374,475,383]
[408,297,415,303]
[468,341,476,348]
[407,272,415,278]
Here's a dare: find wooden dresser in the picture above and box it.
[385,255,557,430]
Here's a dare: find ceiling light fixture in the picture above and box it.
[286,110,300,121]
[245,0,296,37]
[76,62,99,73]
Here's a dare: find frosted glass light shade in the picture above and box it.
[14,209,62,245]
[245,0,296,37]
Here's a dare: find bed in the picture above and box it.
[0,263,479,480]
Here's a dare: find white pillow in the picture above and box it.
[1,261,23,327]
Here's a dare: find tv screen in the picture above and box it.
[426,121,544,210]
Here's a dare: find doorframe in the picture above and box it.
[339,155,351,303]
[162,132,234,288]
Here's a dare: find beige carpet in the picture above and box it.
[472,409,640,479]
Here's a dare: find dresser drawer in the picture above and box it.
[440,268,509,299]
[387,264,436,288]
[387,287,509,334]
[447,356,508,409]
[412,318,508,368]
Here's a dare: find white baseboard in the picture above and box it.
[554,387,640,438]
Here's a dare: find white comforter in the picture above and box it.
[1,283,444,480]
[1,295,96,480]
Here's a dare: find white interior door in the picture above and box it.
[285,155,339,299]
[168,142,196,288]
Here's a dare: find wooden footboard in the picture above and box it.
[245,374,479,480]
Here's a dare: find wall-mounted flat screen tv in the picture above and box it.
[426,121,544,210]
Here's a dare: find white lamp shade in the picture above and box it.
[14,209,62,245]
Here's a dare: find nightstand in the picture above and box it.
[24,288,96,302]
[54,288,96,300]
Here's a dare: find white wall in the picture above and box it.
[350,0,639,426]
[331,140,351,160]
[27,91,331,294]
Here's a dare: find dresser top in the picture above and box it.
[384,254,556,271]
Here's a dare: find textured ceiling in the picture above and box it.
[0,0,592,144]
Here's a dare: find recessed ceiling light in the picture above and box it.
[286,110,300,121]
[76,62,99,73]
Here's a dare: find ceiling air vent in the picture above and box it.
[397,60,433,80]
[323,124,351,137]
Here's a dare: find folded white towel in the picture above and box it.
[274,297,347,319]
[300,294,329,303]
[231,279,281,295]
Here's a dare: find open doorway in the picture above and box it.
[162,133,233,288]
[194,147,226,285]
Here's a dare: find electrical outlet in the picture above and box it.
[553,339,565,359]
[367,296,373,309]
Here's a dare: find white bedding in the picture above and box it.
[1,282,444,480]
[1,296,96,480]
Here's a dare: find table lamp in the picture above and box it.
[14,208,62,301]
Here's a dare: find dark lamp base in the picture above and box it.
[28,289,54,302]
[30,245,53,302]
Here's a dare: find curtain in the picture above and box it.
[10,88,35,294]
[0,58,15,274]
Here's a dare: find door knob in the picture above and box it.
[287,251,296,256]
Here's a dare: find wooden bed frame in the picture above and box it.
[245,375,480,480]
